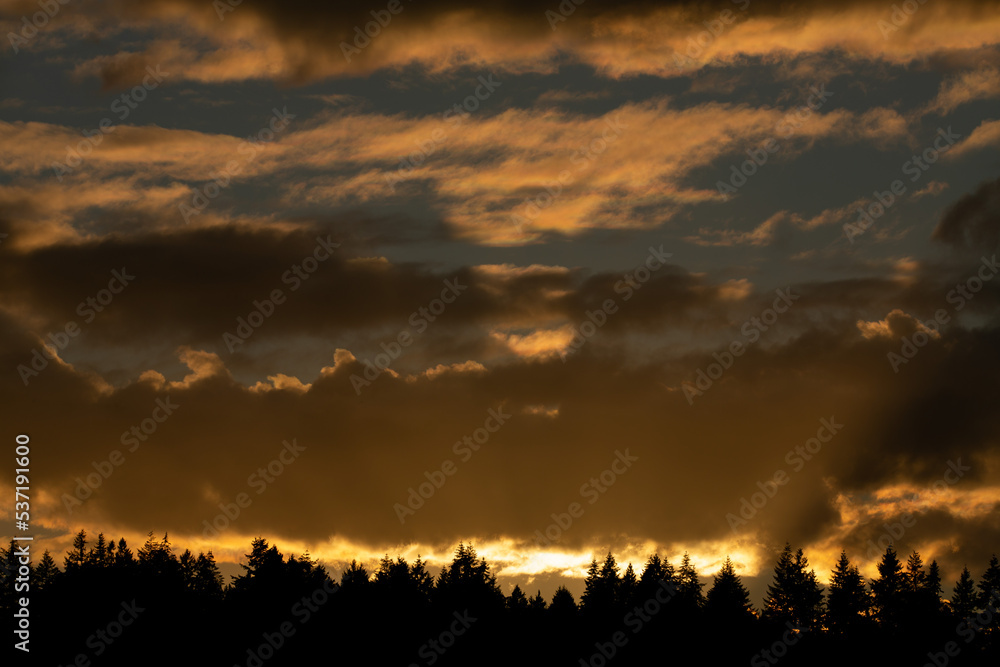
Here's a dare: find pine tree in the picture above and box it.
[34,550,60,592]
[618,562,638,609]
[341,559,371,590]
[826,551,869,635]
[435,543,503,611]
[763,544,824,630]
[871,545,906,630]
[114,538,135,571]
[550,586,577,619]
[705,557,755,624]
[410,556,435,602]
[179,549,197,590]
[977,555,1000,629]
[978,555,1000,605]
[951,567,978,620]
[905,551,927,593]
[90,533,109,568]
[194,551,224,599]
[677,552,705,609]
[507,584,529,611]
[581,553,621,614]
[65,529,87,572]
[793,549,825,630]
[763,544,797,624]
[923,560,943,614]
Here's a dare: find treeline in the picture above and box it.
[3,531,999,666]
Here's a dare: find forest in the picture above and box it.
[3,531,998,666]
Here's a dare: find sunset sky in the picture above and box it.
[2,0,999,603]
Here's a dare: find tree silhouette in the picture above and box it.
[549,585,578,619]
[978,554,1000,631]
[677,552,705,610]
[826,551,870,635]
[870,545,906,631]
[8,531,1000,667]
[705,557,755,625]
[952,567,979,620]
[34,550,59,591]
[763,544,824,630]
[64,528,88,572]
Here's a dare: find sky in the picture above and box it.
[1,0,999,604]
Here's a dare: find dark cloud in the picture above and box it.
[933,177,1000,252]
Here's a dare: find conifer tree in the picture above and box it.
[871,545,906,630]
[826,551,869,635]
[951,567,978,620]
[705,557,755,624]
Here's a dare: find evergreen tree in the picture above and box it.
[977,555,1000,630]
[952,567,978,620]
[618,562,638,609]
[870,545,906,630]
[179,549,197,589]
[763,544,796,624]
[34,550,60,592]
[826,551,869,635]
[923,560,943,613]
[194,551,224,600]
[340,559,371,590]
[581,553,620,614]
[435,543,503,612]
[65,529,87,572]
[905,551,927,593]
[549,586,578,619]
[529,590,547,612]
[704,557,755,624]
[677,552,705,609]
[114,538,136,571]
[507,584,529,611]
[90,533,109,568]
[763,544,824,630]
[410,556,435,604]
[979,555,1000,606]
